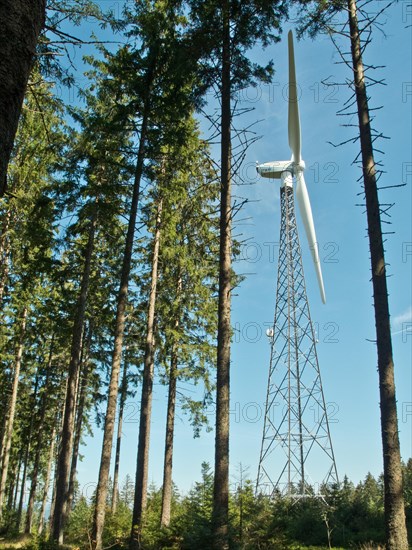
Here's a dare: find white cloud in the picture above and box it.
[392,305,412,328]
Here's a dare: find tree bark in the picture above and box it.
[16,372,39,530]
[0,306,28,520]
[12,453,23,511]
[48,381,68,533]
[91,102,151,550]
[0,210,11,304]
[25,342,54,534]
[160,347,178,528]
[52,213,96,543]
[0,0,46,196]
[212,2,232,548]
[130,199,162,550]
[347,0,409,548]
[16,440,30,531]
[160,276,182,529]
[6,456,20,512]
[67,326,92,513]
[111,358,129,514]
[38,424,56,536]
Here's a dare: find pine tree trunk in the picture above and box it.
[347,0,409,548]
[0,210,11,305]
[0,306,28,520]
[48,383,68,533]
[16,440,30,531]
[0,0,46,196]
[6,457,20,512]
[92,104,151,550]
[15,373,39,530]
[12,454,22,511]
[25,344,54,534]
[112,358,129,514]
[52,214,96,543]
[38,424,56,536]
[160,348,178,528]
[130,199,162,550]
[212,2,232,548]
[67,326,92,513]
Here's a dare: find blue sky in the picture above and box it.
[59,0,412,498]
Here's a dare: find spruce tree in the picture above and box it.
[187,1,286,545]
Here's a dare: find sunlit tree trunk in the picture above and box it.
[67,326,92,513]
[0,306,28,520]
[52,214,96,543]
[213,1,232,548]
[92,103,151,550]
[25,340,54,534]
[112,358,128,514]
[130,198,162,550]
[160,347,178,528]
[38,424,56,536]
[12,453,22,511]
[348,0,409,547]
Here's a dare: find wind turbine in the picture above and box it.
[257,30,325,304]
[256,31,338,498]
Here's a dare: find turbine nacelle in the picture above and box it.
[256,160,306,181]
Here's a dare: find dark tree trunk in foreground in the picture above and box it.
[0,0,46,197]
[52,215,96,543]
[92,106,150,550]
[130,199,162,550]
[112,359,129,514]
[0,306,28,520]
[213,2,232,548]
[348,0,409,548]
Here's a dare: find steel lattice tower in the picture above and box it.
[256,183,338,498]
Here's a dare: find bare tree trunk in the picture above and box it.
[6,459,19,512]
[347,0,409,548]
[0,306,28,520]
[160,275,182,529]
[111,358,129,514]
[160,348,178,528]
[130,199,162,550]
[38,424,56,536]
[52,214,96,543]
[48,383,68,533]
[15,373,39,531]
[67,327,92,513]
[16,440,30,531]
[12,454,22,511]
[0,210,11,304]
[212,2,232,548]
[25,342,54,534]
[0,0,46,196]
[0,413,8,480]
[92,103,151,550]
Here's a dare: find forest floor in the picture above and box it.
[0,535,31,549]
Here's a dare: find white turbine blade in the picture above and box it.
[288,30,301,164]
[295,170,326,303]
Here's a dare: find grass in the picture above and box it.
[0,534,32,549]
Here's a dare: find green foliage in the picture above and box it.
[102,501,132,550]
[65,496,93,546]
